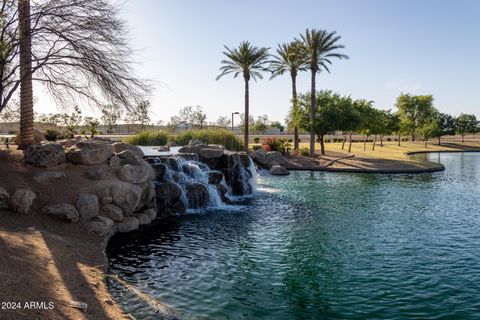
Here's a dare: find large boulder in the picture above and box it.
[198,147,224,159]
[102,204,123,221]
[15,129,45,145]
[155,181,186,214]
[57,139,79,148]
[269,165,290,176]
[10,189,36,214]
[66,141,114,165]
[75,193,99,220]
[108,182,143,215]
[112,142,144,158]
[42,203,79,222]
[116,217,139,233]
[0,187,10,209]
[186,183,209,208]
[24,142,66,167]
[88,216,114,236]
[33,171,66,183]
[136,213,151,225]
[117,162,155,184]
[208,171,224,184]
[152,163,168,181]
[250,150,286,168]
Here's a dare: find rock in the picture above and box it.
[136,213,151,225]
[108,182,142,215]
[66,141,114,165]
[24,142,66,167]
[117,162,155,184]
[143,208,157,221]
[186,183,209,208]
[178,145,199,154]
[101,196,113,205]
[57,139,79,148]
[116,150,142,166]
[108,155,121,168]
[152,163,168,181]
[266,151,287,165]
[269,165,290,175]
[198,148,224,159]
[172,201,187,213]
[0,187,10,209]
[33,171,66,183]
[116,217,139,233]
[85,166,110,180]
[88,216,114,236]
[102,204,123,221]
[232,180,252,195]
[189,139,203,146]
[75,193,99,220]
[112,142,144,158]
[208,171,224,184]
[156,146,170,152]
[42,203,79,222]
[155,181,183,204]
[91,136,112,143]
[10,189,36,214]
[138,181,156,209]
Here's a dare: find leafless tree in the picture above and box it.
[1,0,151,146]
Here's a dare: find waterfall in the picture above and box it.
[146,152,257,215]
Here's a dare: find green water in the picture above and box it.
[108,152,480,319]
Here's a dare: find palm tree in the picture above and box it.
[297,29,348,157]
[18,0,34,149]
[216,41,270,151]
[269,41,307,151]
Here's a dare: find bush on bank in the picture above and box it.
[124,130,169,146]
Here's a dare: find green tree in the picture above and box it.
[252,115,269,134]
[269,41,307,150]
[352,99,376,151]
[395,93,435,141]
[81,117,100,138]
[270,121,285,133]
[190,106,207,129]
[215,116,231,128]
[419,117,441,148]
[59,106,82,138]
[298,90,342,155]
[436,113,456,145]
[101,104,121,133]
[297,29,348,157]
[455,113,478,142]
[216,41,270,151]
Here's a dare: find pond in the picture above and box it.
[107,152,480,319]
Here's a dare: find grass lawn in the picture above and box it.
[298,140,480,160]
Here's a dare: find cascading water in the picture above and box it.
[145,152,257,216]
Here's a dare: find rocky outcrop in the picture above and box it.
[75,193,99,221]
[57,139,79,148]
[10,189,36,214]
[186,183,209,208]
[250,150,287,168]
[42,203,79,222]
[269,165,290,175]
[112,142,144,158]
[66,141,114,165]
[208,171,224,184]
[102,204,124,221]
[24,142,66,167]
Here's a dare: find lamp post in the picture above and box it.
[231,112,239,131]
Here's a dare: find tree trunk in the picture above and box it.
[380,135,383,147]
[462,134,464,143]
[243,77,249,152]
[438,136,441,145]
[319,134,325,155]
[348,133,353,153]
[372,135,377,151]
[291,72,299,151]
[18,0,34,149]
[363,135,366,151]
[309,69,316,157]
[425,138,428,148]
[398,134,401,146]
[341,134,346,150]
[411,130,415,142]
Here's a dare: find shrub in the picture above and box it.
[262,137,291,154]
[125,130,169,146]
[44,129,62,141]
[387,137,392,141]
[253,137,260,143]
[299,147,310,156]
[172,128,243,151]
[252,145,262,151]
[325,139,331,143]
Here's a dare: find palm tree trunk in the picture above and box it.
[18,0,34,149]
[348,133,353,153]
[244,78,249,152]
[291,73,299,151]
[309,69,316,157]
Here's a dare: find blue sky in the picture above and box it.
[39,0,480,123]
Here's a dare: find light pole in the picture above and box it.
[231,112,239,131]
